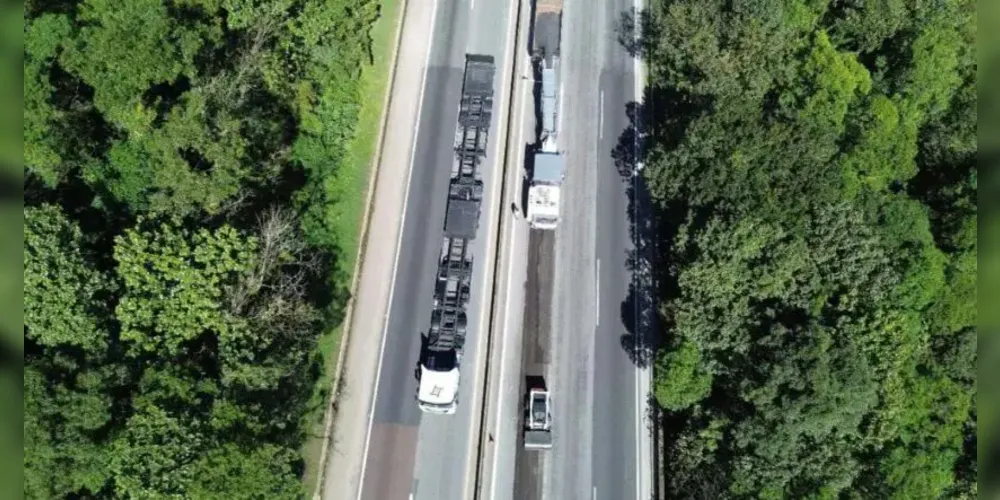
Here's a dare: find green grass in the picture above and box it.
[300,0,404,492]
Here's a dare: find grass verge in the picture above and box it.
[300,0,404,490]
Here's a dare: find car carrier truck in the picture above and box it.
[416,54,496,414]
[525,0,565,231]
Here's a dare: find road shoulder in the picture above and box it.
[315,1,439,497]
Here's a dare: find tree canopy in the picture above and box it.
[24,0,380,496]
[639,0,977,497]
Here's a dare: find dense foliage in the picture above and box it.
[639,0,977,498]
[24,0,380,496]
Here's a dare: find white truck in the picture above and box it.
[524,386,553,450]
[416,54,495,414]
[525,0,565,231]
[417,346,461,414]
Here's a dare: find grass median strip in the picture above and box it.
[300,0,404,491]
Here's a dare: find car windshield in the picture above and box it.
[532,394,546,421]
[424,350,457,371]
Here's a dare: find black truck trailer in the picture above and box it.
[417,54,496,414]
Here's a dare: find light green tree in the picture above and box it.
[114,219,256,355]
[653,338,712,411]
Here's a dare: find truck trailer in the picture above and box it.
[525,0,566,230]
[417,54,496,414]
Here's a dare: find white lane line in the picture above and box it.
[598,90,604,140]
[595,258,601,326]
[487,75,530,500]
[356,0,440,497]
[631,0,648,496]
[635,341,642,499]
[593,486,598,500]
[470,0,475,12]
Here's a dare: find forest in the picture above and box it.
[639,0,978,498]
[24,0,381,497]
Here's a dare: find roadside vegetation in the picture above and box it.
[298,0,402,488]
[24,0,385,496]
[638,0,977,497]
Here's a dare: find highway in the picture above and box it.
[326,0,650,496]
[502,0,653,496]
[353,0,516,498]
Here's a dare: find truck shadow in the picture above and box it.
[520,143,535,212]
[525,374,547,391]
[414,333,429,382]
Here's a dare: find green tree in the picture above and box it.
[24,205,109,351]
[24,14,71,185]
[109,402,205,498]
[114,219,256,355]
[24,366,113,498]
[642,0,975,495]
[653,338,712,411]
[59,0,196,132]
[187,444,302,499]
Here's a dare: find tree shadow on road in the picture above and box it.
[608,8,735,498]
[613,6,657,60]
[609,74,670,369]
[608,8,661,370]
[609,5,714,371]
[612,99,660,369]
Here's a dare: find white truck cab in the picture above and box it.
[416,350,460,414]
[524,387,553,449]
[417,367,459,414]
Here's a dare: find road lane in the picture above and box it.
[512,228,555,499]
[593,67,638,500]
[357,0,514,496]
[541,0,602,495]
[591,0,654,494]
[591,0,652,492]
[322,0,440,496]
[480,32,534,499]
[504,0,650,497]
[411,0,517,497]
[360,12,465,499]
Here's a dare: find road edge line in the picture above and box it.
[630,1,654,499]
[311,0,412,496]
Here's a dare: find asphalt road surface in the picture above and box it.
[509,0,649,496]
[511,229,555,499]
[357,0,514,498]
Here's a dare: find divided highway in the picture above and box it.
[323,0,650,497]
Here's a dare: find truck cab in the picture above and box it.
[526,182,561,229]
[417,350,460,414]
[526,117,565,230]
[524,387,553,449]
